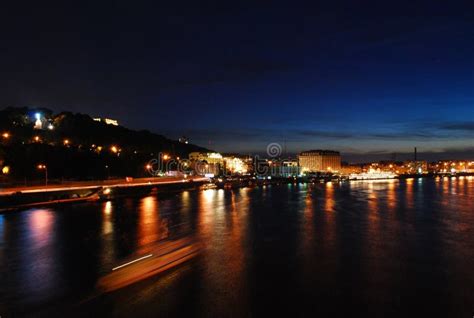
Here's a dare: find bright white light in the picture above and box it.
[35,113,41,120]
[112,254,153,271]
[208,153,222,159]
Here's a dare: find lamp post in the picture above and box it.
[37,164,48,187]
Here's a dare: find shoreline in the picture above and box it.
[2,173,473,212]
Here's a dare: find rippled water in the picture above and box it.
[1,178,474,317]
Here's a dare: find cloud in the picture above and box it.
[438,122,474,132]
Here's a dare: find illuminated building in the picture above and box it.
[34,113,43,129]
[271,159,300,177]
[189,152,223,176]
[298,150,341,173]
[188,152,223,164]
[179,136,189,144]
[406,161,428,174]
[93,117,119,126]
[432,160,474,174]
[223,155,248,174]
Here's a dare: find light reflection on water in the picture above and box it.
[1,178,474,316]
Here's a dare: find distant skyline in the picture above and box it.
[1,2,474,161]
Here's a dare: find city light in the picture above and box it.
[111,146,119,153]
[63,139,70,145]
[35,113,41,120]
[2,132,9,139]
[37,164,47,170]
[208,153,222,159]
[163,154,170,160]
[47,123,54,130]
[34,136,40,142]
[2,166,10,174]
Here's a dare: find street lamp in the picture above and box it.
[2,132,10,139]
[37,164,48,186]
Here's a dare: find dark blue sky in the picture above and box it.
[1,1,474,161]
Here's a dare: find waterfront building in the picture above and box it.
[189,152,224,176]
[298,150,341,173]
[405,161,428,174]
[222,155,248,174]
[431,160,474,174]
[340,164,363,175]
[271,159,300,177]
[188,152,223,164]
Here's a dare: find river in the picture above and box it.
[1,178,474,317]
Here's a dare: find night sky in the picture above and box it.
[1,1,474,161]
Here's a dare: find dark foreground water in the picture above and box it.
[1,178,474,317]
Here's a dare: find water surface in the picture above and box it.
[1,178,474,316]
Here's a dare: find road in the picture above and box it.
[0,176,210,196]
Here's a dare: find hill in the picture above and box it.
[0,107,210,182]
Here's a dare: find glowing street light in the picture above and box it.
[34,136,40,142]
[110,146,119,154]
[63,139,70,145]
[162,154,170,160]
[2,132,10,139]
[37,164,48,186]
[2,166,10,174]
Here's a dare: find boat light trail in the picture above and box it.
[112,254,153,271]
